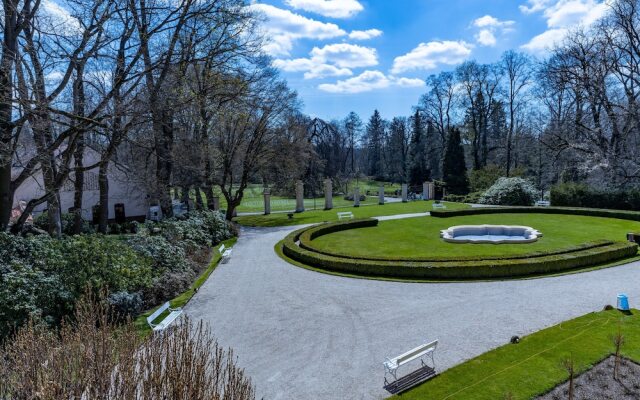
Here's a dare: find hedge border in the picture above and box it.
[430,206,640,221]
[297,219,616,262]
[281,213,638,280]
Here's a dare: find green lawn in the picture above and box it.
[193,180,404,213]
[310,214,640,259]
[234,201,469,227]
[394,309,640,400]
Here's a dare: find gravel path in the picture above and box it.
[186,219,640,400]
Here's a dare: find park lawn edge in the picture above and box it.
[134,237,238,336]
[392,309,640,400]
[274,237,640,283]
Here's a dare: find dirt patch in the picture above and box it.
[536,356,640,400]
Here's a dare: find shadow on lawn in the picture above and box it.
[383,365,437,395]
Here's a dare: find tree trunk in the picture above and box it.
[72,139,85,234]
[98,161,109,234]
[194,187,204,210]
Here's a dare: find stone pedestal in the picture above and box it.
[422,182,430,200]
[354,186,360,207]
[429,182,435,200]
[378,186,385,205]
[212,196,220,211]
[324,179,333,210]
[263,188,271,215]
[295,180,305,213]
[402,184,408,203]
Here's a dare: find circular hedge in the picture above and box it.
[280,209,640,280]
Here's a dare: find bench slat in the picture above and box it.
[153,310,182,331]
[147,301,171,325]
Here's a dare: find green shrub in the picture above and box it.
[479,177,538,206]
[430,206,640,222]
[468,165,506,192]
[551,183,640,211]
[34,212,95,235]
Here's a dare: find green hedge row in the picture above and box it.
[297,221,615,262]
[430,206,640,221]
[283,232,637,279]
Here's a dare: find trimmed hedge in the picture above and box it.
[297,220,616,262]
[430,206,640,222]
[281,214,639,280]
[283,233,637,279]
[551,183,640,211]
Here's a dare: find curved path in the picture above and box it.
[187,218,640,400]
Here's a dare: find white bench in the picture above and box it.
[432,203,447,209]
[219,244,232,263]
[535,200,550,207]
[146,301,182,332]
[384,339,438,384]
[337,211,354,221]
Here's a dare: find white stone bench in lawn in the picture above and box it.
[384,339,438,386]
[219,244,232,263]
[337,211,354,221]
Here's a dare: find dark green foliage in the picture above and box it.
[0,211,234,340]
[468,164,506,192]
[365,110,386,180]
[551,183,640,211]
[443,128,469,195]
[430,206,640,222]
[108,291,144,319]
[34,212,95,235]
[407,110,430,186]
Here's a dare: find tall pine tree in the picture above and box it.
[407,110,430,186]
[442,127,469,195]
[365,110,386,180]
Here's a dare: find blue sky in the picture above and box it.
[249,0,609,121]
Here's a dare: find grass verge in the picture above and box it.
[234,201,469,227]
[134,237,238,336]
[392,309,640,400]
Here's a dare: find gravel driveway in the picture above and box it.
[186,219,640,400]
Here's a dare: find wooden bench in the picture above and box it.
[535,200,550,207]
[432,203,447,209]
[337,211,354,221]
[384,339,438,384]
[147,301,182,332]
[219,244,232,263]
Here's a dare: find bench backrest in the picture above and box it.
[219,244,226,253]
[396,340,438,365]
[147,301,171,324]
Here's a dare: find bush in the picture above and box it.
[34,212,95,235]
[108,291,144,319]
[479,177,538,206]
[468,165,506,192]
[148,210,232,249]
[551,183,640,211]
[430,206,640,222]
[0,293,256,399]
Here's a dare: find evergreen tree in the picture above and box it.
[365,110,386,180]
[443,127,469,195]
[407,110,430,186]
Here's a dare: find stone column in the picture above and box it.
[378,185,385,205]
[212,196,220,211]
[402,184,408,203]
[263,188,271,215]
[295,180,305,213]
[423,182,429,201]
[353,186,361,207]
[428,182,435,200]
[324,179,333,210]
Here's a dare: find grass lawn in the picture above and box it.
[394,309,640,400]
[234,201,470,227]
[134,237,237,336]
[310,214,640,259]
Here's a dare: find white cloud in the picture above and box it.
[476,29,497,46]
[471,15,515,46]
[391,41,473,74]
[248,3,346,56]
[348,28,383,41]
[283,0,363,18]
[273,43,376,79]
[310,43,378,68]
[272,58,352,79]
[40,0,81,35]
[318,70,424,94]
[520,0,609,53]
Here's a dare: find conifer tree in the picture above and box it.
[443,127,469,195]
